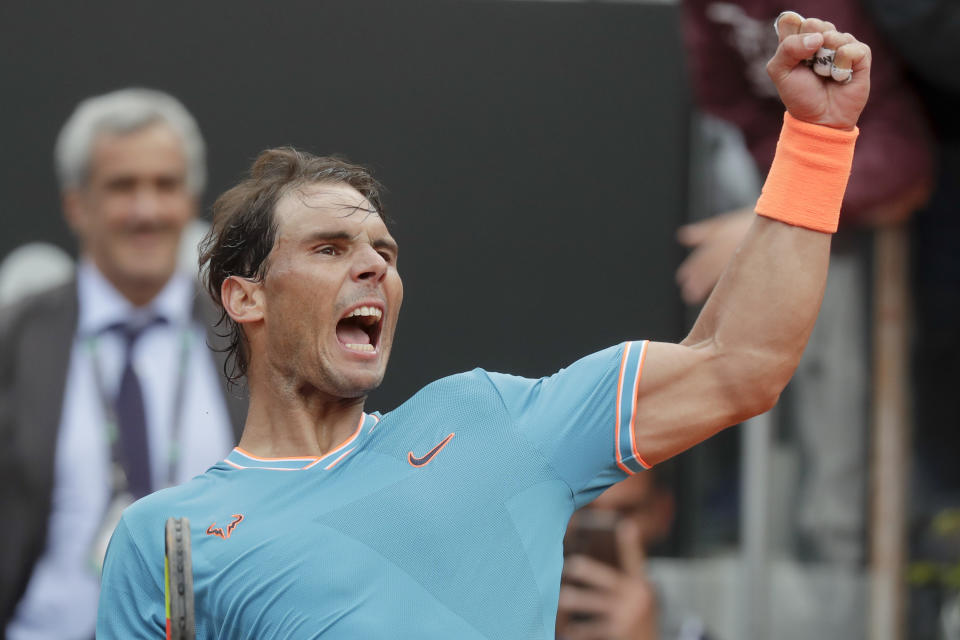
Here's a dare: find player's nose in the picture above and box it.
[351,244,388,283]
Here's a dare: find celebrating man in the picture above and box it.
[98,15,870,638]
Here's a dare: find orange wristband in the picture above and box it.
[755,112,859,233]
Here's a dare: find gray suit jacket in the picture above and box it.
[0,279,247,626]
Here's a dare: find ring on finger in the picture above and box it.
[830,65,853,84]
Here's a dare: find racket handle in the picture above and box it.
[164,517,195,640]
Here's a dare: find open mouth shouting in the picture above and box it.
[335,304,384,354]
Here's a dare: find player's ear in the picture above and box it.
[221,275,264,325]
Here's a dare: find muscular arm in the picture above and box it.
[636,14,871,465]
[640,218,828,464]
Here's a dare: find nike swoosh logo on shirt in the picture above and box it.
[408,433,455,467]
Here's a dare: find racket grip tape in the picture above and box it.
[164,517,196,640]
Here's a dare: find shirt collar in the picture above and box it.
[224,413,380,471]
[76,259,195,337]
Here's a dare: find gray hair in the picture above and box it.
[54,88,206,196]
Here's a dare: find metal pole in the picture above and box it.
[868,225,912,640]
[741,408,774,640]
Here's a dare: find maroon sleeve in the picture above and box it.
[681,0,934,227]
[681,0,785,170]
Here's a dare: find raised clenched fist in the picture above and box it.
[768,12,871,130]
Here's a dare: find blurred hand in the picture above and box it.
[675,179,929,303]
[675,208,754,305]
[769,13,872,130]
[557,521,658,640]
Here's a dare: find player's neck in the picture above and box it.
[238,379,367,459]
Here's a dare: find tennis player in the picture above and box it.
[98,14,870,638]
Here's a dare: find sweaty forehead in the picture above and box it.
[274,182,382,233]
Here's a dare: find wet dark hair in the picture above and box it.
[198,147,385,385]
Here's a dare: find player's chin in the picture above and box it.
[331,360,388,396]
[327,340,392,392]
[334,372,386,399]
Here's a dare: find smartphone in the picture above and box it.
[563,509,621,569]
[560,510,622,625]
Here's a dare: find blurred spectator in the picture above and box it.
[0,243,74,306]
[557,467,713,640]
[0,88,246,639]
[864,0,960,515]
[862,1,960,635]
[678,0,934,565]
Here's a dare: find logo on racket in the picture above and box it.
[206,514,244,539]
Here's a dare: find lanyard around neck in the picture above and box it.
[85,323,194,495]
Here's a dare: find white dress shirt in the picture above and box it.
[7,260,235,640]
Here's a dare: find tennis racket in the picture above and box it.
[164,517,195,640]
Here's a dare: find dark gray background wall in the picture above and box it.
[0,0,689,410]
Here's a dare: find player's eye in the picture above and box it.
[314,245,340,256]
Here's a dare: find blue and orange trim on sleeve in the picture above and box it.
[615,340,652,475]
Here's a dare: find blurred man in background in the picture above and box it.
[0,88,245,639]
[862,3,960,634]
